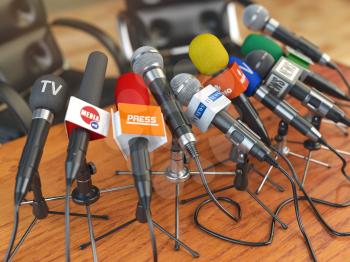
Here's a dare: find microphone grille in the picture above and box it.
[170,73,201,106]
[29,75,68,114]
[245,50,275,78]
[243,4,270,31]
[131,46,164,75]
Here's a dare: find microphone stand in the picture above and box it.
[287,114,350,186]
[7,171,111,261]
[81,140,200,258]
[254,119,332,193]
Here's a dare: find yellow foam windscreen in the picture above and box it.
[189,33,229,75]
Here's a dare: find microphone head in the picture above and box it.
[245,50,275,78]
[189,33,229,75]
[29,75,68,114]
[115,72,150,107]
[131,46,164,75]
[241,34,284,61]
[170,73,201,106]
[243,4,270,31]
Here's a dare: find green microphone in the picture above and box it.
[241,34,350,101]
[241,34,311,69]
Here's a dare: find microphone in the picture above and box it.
[240,34,350,101]
[242,4,335,68]
[65,51,108,183]
[15,75,68,205]
[131,46,198,159]
[113,72,167,211]
[170,73,277,166]
[189,33,271,146]
[246,50,350,126]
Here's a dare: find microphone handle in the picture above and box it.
[15,112,52,204]
[271,24,323,64]
[255,86,322,142]
[231,94,271,146]
[303,71,349,101]
[128,137,152,211]
[146,73,194,144]
[212,110,272,163]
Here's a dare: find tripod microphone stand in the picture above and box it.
[6,169,114,262]
[80,140,200,258]
[254,119,332,194]
[178,147,288,229]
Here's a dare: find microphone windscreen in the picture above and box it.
[245,50,275,78]
[78,51,108,107]
[29,75,68,114]
[170,73,201,106]
[131,46,164,75]
[115,72,150,106]
[189,33,229,75]
[241,34,284,61]
[242,4,269,31]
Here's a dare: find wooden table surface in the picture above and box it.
[2,1,350,261]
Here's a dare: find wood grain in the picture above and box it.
[1,1,350,261]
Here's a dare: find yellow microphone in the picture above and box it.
[189,33,248,99]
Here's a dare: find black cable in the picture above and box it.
[4,205,20,262]
[329,62,350,95]
[274,148,350,237]
[192,151,241,222]
[319,138,350,182]
[145,209,158,262]
[65,182,72,262]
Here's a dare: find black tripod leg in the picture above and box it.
[153,221,200,258]
[79,218,137,250]
[246,189,288,229]
[8,218,38,261]
[180,184,235,205]
[48,210,109,220]
[174,183,180,251]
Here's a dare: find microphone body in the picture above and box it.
[131,46,196,154]
[65,51,108,182]
[128,137,152,210]
[243,4,332,66]
[15,75,68,205]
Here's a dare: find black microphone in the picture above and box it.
[131,46,198,159]
[246,50,350,127]
[65,51,107,182]
[242,4,335,68]
[170,73,277,166]
[15,75,68,205]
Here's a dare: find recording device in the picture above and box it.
[189,33,271,145]
[170,73,277,166]
[131,46,198,158]
[65,51,108,182]
[113,72,167,211]
[245,50,350,126]
[242,4,336,68]
[240,34,349,101]
[14,75,68,205]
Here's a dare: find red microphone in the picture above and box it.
[115,72,150,107]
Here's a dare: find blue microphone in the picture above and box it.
[228,56,262,97]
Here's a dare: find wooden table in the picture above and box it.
[1,62,350,262]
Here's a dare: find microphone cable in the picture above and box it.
[4,205,20,262]
[145,208,158,262]
[64,180,72,262]
[328,62,350,95]
[193,150,317,261]
[319,138,350,182]
[188,143,242,222]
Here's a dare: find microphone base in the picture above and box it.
[71,186,100,206]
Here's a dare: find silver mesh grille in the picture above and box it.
[131,46,164,75]
[243,4,269,31]
[170,73,201,106]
